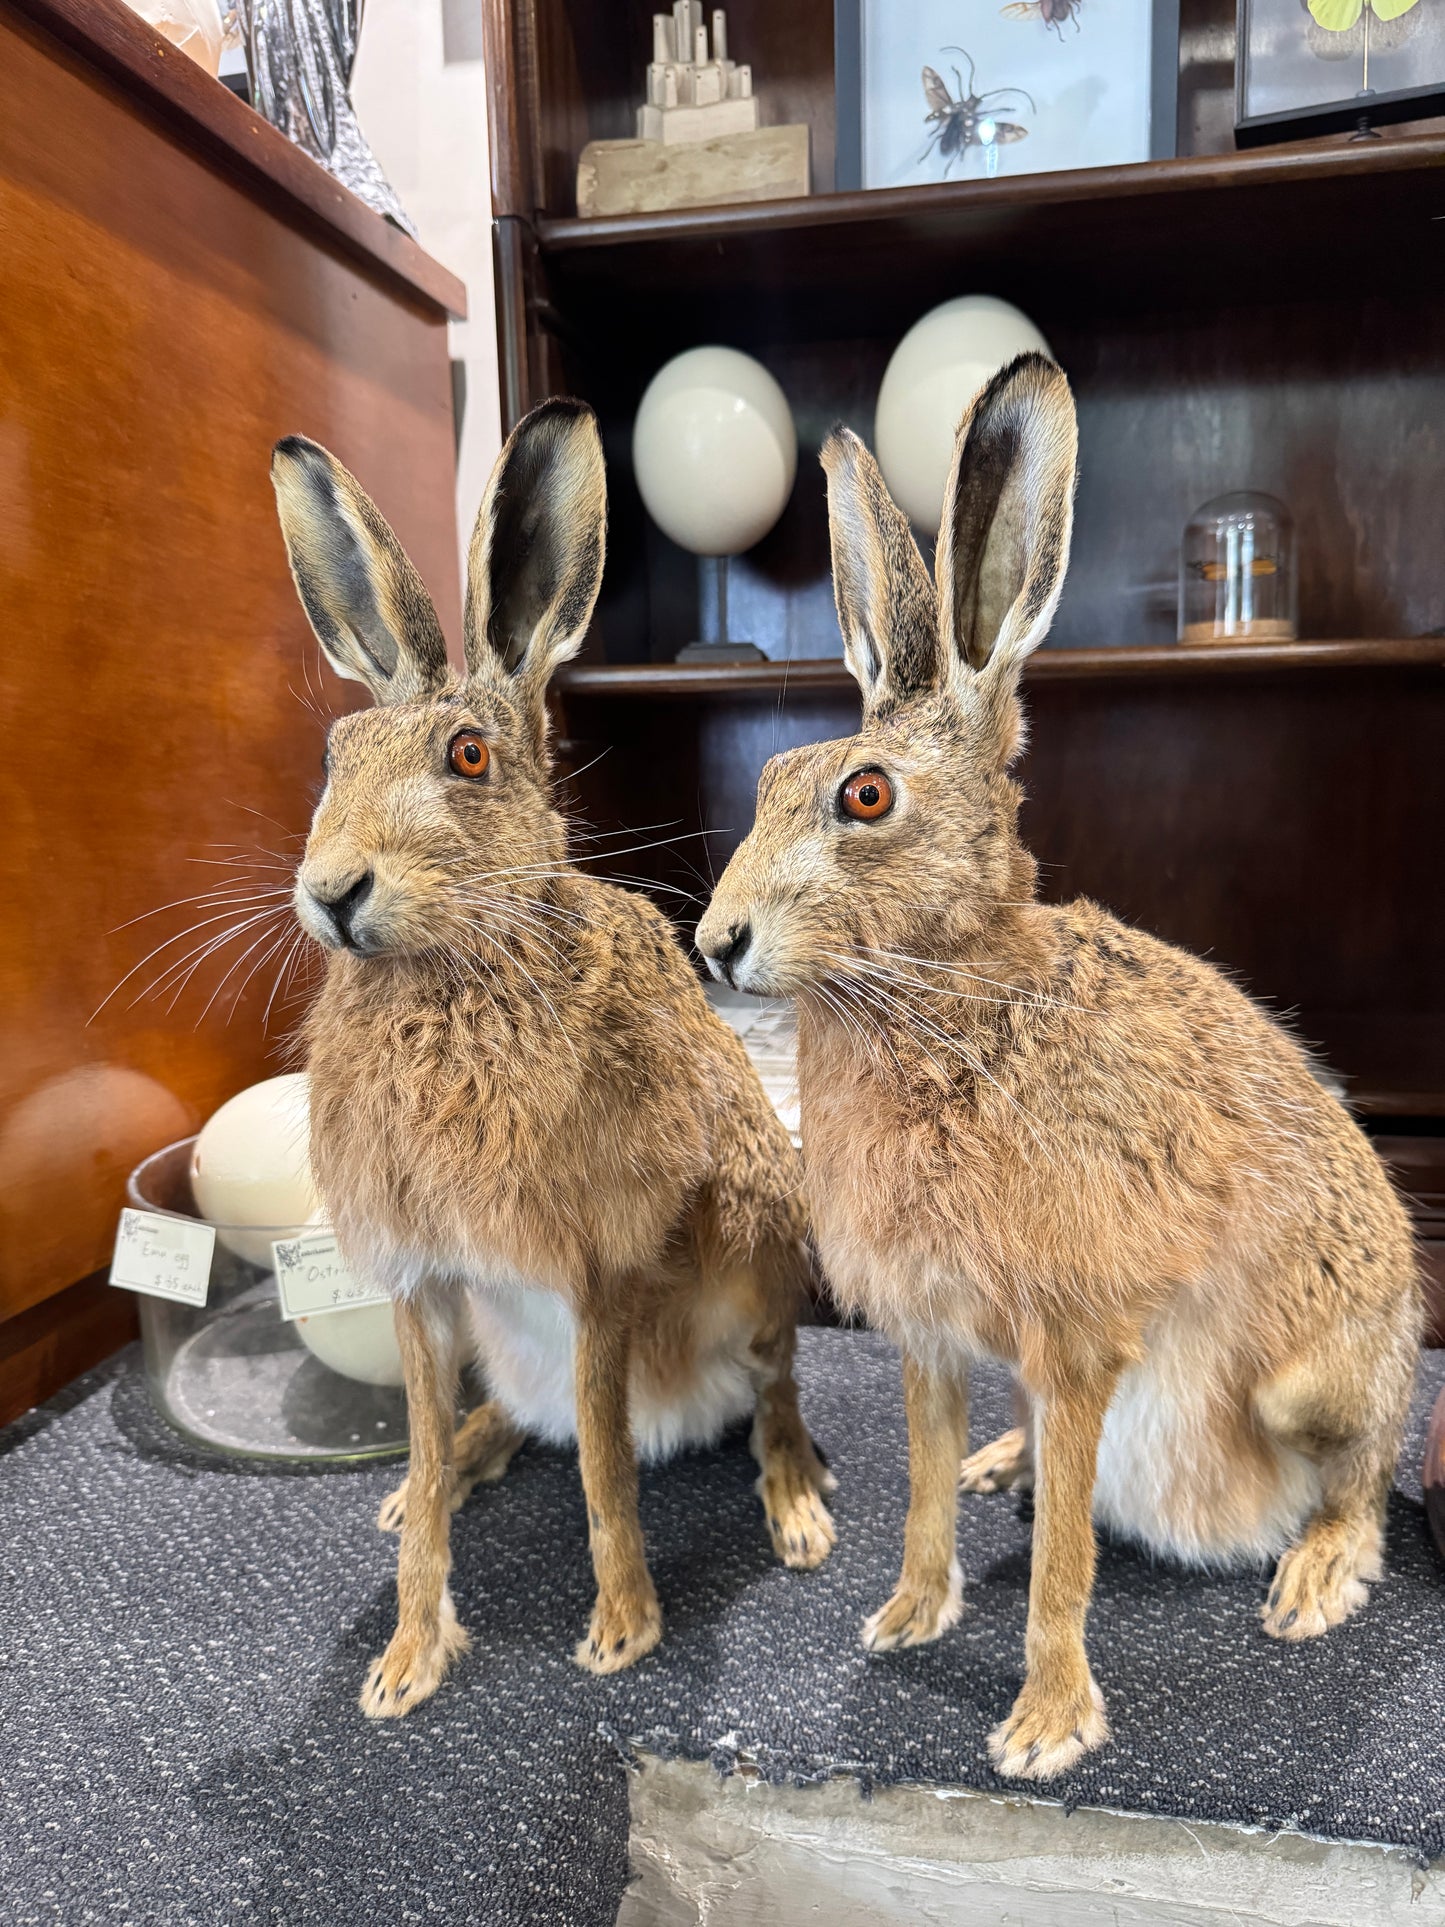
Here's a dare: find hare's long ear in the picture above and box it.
[821,426,940,716]
[936,353,1077,699]
[270,437,449,706]
[463,398,605,745]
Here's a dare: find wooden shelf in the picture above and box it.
[557,639,1445,700]
[536,135,1445,332]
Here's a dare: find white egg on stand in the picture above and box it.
[190,1074,402,1388]
[875,296,1053,531]
[633,345,797,556]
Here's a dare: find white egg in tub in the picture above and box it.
[118,1074,407,1461]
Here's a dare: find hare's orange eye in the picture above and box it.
[448,731,490,779]
[840,769,893,821]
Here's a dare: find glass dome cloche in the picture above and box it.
[1178,492,1298,646]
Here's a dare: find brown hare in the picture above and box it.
[270,398,834,1720]
[696,353,1420,1781]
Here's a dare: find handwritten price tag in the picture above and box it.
[110,1209,214,1308]
[271,1231,389,1320]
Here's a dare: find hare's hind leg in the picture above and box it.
[745,1254,837,1572]
[377,1401,525,1533]
[362,1291,470,1719]
[1256,1327,1411,1642]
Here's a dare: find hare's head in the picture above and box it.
[271,399,605,962]
[697,354,1076,995]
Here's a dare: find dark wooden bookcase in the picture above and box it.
[478,0,1445,1143]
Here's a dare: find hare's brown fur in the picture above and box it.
[698,355,1419,1782]
[272,402,833,1719]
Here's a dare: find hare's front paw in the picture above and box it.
[861,1560,963,1652]
[988,1675,1109,1781]
[762,1478,837,1571]
[359,1595,469,1719]
[574,1585,662,1675]
[959,1426,1033,1495]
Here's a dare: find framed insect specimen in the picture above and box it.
[834,0,1179,189]
[1235,0,1445,144]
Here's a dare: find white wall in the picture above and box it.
[351,0,502,579]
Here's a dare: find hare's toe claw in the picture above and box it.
[574,1588,662,1675]
[988,1677,1108,1781]
[861,1566,963,1652]
[359,1599,469,1719]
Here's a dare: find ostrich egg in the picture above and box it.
[295,1303,404,1388]
[191,1073,319,1265]
[190,1072,403,1387]
[632,346,797,556]
[875,297,1052,531]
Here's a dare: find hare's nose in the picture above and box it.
[703,921,752,988]
[311,871,374,946]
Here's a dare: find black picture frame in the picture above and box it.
[833,0,1180,192]
[1235,0,1445,146]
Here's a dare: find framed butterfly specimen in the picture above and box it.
[1236,0,1445,143]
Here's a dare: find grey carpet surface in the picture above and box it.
[1,1330,1443,1926]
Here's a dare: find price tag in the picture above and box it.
[271,1230,389,1320]
[110,1209,214,1307]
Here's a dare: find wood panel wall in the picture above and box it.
[0,1,463,1420]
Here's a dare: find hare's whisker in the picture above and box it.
[461,897,574,973]
[222,800,307,843]
[110,883,291,934]
[207,919,296,1027]
[824,957,1059,1160]
[91,900,291,1021]
[863,945,1082,1012]
[263,925,311,1032]
[466,925,582,1070]
[154,908,291,1016]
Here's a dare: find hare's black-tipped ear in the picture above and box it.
[936,354,1077,689]
[464,399,606,715]
[821,425,939,715]
[270,437,449,706]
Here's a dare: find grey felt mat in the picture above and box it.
[2,1330,1442,1926]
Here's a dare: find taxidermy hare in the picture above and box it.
[696,354,1420,1781]
[270,398,834,1719]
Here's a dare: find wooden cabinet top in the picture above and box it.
[8,0,467,318]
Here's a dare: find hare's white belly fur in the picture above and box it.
[1093,1354,1318,1565]
[466,1274,756,1464]
[884,1256,1319,1568]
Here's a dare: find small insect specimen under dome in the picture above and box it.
[1178,493,1298,646]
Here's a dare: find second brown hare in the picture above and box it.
[697,353,1420,1780]
[270,399,834,1719]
